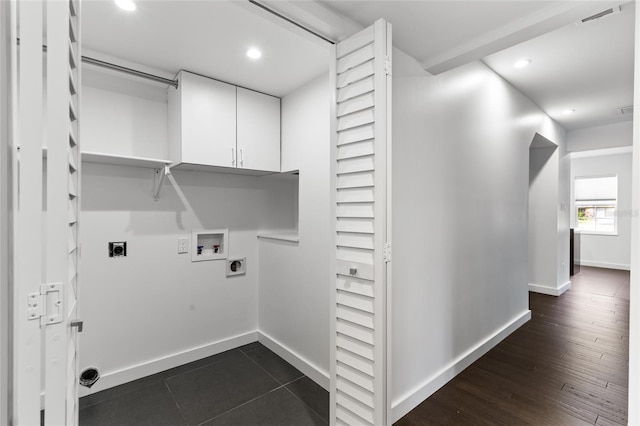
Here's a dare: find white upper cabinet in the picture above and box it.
[237,87,281,172]
[169,70,281,173]
[169,71,237,167]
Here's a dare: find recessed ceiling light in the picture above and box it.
[246,48,262,60]
[563,109,576,115]
[115,0,136,11]
[513,59,531,69]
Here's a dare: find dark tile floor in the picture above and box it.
[79,342,329,426]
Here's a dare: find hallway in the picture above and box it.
[397,266,629,425]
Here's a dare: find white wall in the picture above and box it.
[82,69,168,159]
[79,75,297,395]
[528,137,571,296]
[567,121,632,152]
[529,144,562,293]
[257,73,331,389]
[557,142,571,288]
[389,49,568,421]
[571,153,632,270]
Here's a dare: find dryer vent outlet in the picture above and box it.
[80,367,100,388]
[226,257,246,277]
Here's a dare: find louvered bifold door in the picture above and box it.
[12,0,80,423]
[329,19,392,426]
[13,0,45,423]
[44,0,82,424]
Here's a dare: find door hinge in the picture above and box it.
[384,56,392,76]
[27,283,63,326]
[384,242,392,262]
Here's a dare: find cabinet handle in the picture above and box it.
[239,148,244,167]
[231,147,235,166]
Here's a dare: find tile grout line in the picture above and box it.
[238,346,304,388]
[80,350,243,411]
[164,380,190,426]
[195,345,304,426]
[282,379,329,423]
[238,344,322,421]
[195,384,288,426]
[79,378,162,410]
[163,349,244,382]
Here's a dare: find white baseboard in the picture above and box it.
[528,281,571,296]
[258,330,330,391]
[79,331,257,397]
[577,260,630,271]
[390,310,531,423]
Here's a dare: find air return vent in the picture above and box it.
[578,6,621,24]
[617,105,634,115]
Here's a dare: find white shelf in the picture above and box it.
[257,232,299,243]
[171,162,276,177]
[81,151,172,169]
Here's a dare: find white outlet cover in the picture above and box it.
[226,257,246,277]
[178,238,189,254]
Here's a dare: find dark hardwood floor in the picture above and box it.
[396,266,630,426]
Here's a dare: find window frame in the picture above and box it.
[574,175,618,236]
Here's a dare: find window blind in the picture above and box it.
[575,175,617,201]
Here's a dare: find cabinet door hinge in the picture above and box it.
[27,283,63,326]
[384,56,392,76]
[384,242,392,263]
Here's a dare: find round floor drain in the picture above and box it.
[79,367,100,388]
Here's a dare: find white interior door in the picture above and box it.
[329,19,392,426]
[13,0,82,424]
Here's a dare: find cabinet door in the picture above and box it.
[237,87,280,172]
[181,72,236,167]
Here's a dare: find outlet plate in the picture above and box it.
[178,238,189,254]
[226,257,246,277]
[108,242,127,258]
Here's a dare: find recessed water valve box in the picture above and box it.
[192,229,228,262]
[226,257,246,277]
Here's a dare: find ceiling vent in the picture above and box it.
[578,6,621,24]
[617,105,634,115]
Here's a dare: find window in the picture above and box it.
[574,175,617,234]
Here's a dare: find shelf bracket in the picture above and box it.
[154,165,171,201]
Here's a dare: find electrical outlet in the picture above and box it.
[226,257,246,277]
[108,242,127,258]
[178,238,189,254]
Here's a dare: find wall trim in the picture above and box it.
[569,146,632,159]
[79,331,258,397]
[528,280,572,296]
[578,260,631,271]
[258,330,330,391]
[390,310,531,423]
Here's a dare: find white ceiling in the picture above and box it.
[483,3,634,130]
[81,0,331,97]
[317,0,634,131]
[82,0,635,131]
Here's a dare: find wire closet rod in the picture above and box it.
[82,56,178,88]
[18,0,336,88]
[17,38,179,88]
[248,0,336,45]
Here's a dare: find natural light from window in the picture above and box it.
[575,175,618,234]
